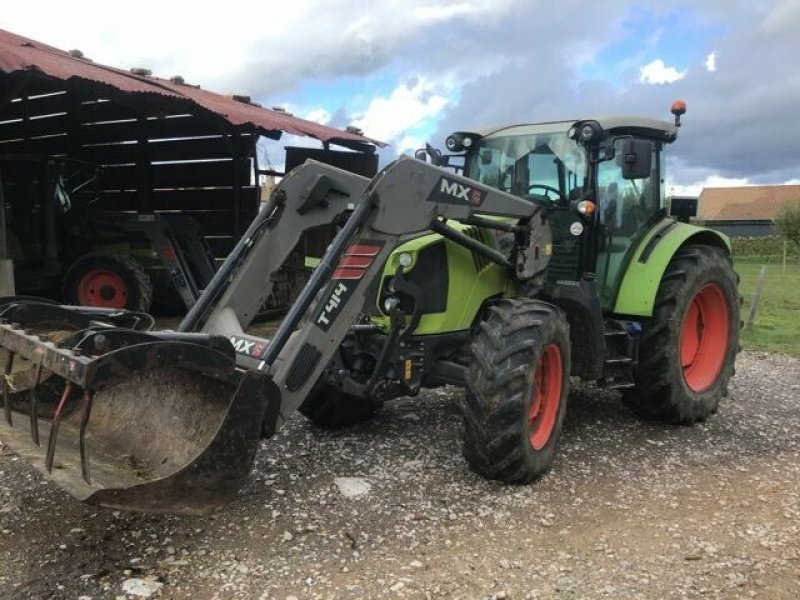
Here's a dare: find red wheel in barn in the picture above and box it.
[461,299,570,483]
[63,253,153,312]
[624,245,741,424]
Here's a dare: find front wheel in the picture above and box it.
[623,244,740,423]
[461,299,571,483]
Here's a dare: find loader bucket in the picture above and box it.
[0,322,272,515]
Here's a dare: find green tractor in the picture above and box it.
[0,102,740,514]
[300,101,740,482]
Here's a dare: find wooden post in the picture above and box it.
[745,265,767,329]
[0,169,6,260]
[783,240,788,274]
[0,169,14,295]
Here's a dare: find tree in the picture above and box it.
[774,201,800,255]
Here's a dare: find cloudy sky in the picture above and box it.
[2,0,798,193]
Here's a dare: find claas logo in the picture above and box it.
[439,178,486,206]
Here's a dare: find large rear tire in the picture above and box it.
[623,244,740,424]
[63,253,153,312]
[299,382,378,429]
[461,299,570,483]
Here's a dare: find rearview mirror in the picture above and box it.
[621,139,653,180]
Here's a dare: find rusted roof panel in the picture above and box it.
[698,185,800,221]
[0,28,385,148]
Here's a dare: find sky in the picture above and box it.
[2,0,799,194]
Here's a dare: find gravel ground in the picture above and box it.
[0,351,798,599]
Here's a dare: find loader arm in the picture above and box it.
[186,162,369,336]
[256,156,551,430]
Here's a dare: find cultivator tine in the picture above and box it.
[45,383,73,473]
[78,390,95,484]
[29,363,43,446]
[2,350,14,426]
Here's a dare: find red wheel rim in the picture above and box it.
[528,344,563,450]
[680,284,730,392]
[76,269,128,309]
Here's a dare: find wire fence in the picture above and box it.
[734,255,800,266]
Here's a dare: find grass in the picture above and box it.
[735,260,800,356]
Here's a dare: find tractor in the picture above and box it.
[0,102,740,514]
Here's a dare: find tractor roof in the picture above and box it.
[474,116,678,143]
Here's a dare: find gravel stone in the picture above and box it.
[333,477,372,498]
[120,578,164,597]
[0,351,797,599]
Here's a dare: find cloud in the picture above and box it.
[350,78,451,147]
[667,174,751,197]
[2,1,800,189]
[0,1,517,97]
[639,59,687,84]
[430,1,800,187]
[303,108,332,126]
[704,51,717,72]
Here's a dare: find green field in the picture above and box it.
[736,261,800,356]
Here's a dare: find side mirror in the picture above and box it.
[414,144,444,166]
[621,139,653,180]
[426,143,443,166]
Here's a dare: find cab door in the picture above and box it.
[595,140,663,308]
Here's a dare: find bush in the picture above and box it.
[730,236,798,260]
[775,201,800,254]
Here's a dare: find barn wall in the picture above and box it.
[703,220,775,237]
[0,74,258,257]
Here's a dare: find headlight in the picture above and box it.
[580,124,596,141]
[398,252,413,268]
[384,296,401,312]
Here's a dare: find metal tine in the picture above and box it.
[78,390,95,484]
[29,363,43,446]
[2,351,14,426]
[45,383,73,473]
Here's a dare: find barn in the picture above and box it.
[697,185,800,237]
[0,28,382,309]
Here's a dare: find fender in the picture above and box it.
[613,218,730,317]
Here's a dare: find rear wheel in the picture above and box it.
[63,253,153,312]
[623,244,740,423]
[299,382,378,429]
[461,299,570,483]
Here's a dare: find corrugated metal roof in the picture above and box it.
[698,185,800,221]
[0,28,385,148]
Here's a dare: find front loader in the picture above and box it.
[0,157,551,514]
[0,103,741,515]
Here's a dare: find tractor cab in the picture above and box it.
[438,110,681,309]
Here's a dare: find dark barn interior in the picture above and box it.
[0,28,381,310]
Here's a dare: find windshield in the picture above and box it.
[465,129,587,202]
